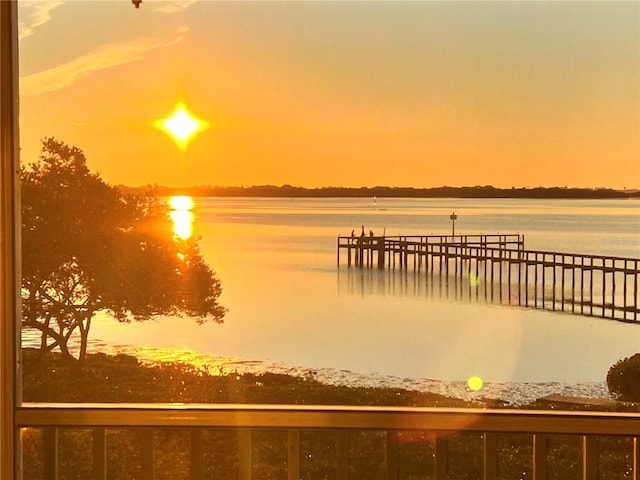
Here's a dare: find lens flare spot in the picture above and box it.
[468,375,484,391]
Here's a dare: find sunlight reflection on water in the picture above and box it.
[169,195,194,239]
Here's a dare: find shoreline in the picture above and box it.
[119,185,640,200]
[92,344,612,407]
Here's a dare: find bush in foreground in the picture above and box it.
[607,353,640,401]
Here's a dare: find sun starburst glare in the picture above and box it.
[155,103,208,150]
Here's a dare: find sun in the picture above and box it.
[155,102,208,150]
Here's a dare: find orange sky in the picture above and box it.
[17,1,640,189]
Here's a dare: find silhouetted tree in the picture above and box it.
[21,138,226,360]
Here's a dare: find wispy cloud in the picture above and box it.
[19,0,64,40]
[152,0,198,15]
[20,31,186,96]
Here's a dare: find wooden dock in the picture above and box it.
[337,234,640,323]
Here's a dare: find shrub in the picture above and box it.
[607,354,640,401]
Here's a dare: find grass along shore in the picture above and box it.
[22,348,473,407]
[22,348,633,409]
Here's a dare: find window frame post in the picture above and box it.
[1,0,21,478]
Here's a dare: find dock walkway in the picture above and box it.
[337,234,640,323]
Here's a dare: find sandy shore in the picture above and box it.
[308,369,611,406]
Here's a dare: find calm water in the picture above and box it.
[32,197,640,385]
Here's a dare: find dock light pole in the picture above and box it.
[450,212,457,236]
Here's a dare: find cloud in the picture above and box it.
[18,0,198,40]
[152,0,198,15]
[20,33,184,96]
[19,0,64,39]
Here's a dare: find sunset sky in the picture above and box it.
[18,0,640,189]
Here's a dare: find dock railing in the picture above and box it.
[337,234,525,269]
[16,403,640,480]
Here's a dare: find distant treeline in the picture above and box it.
[119,184,640,199]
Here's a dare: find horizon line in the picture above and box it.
[118,184,640,193]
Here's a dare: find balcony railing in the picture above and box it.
[16,404,640,480]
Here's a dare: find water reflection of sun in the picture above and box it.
[169,195,194,240]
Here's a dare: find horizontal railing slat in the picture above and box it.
[17,404,640,436]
